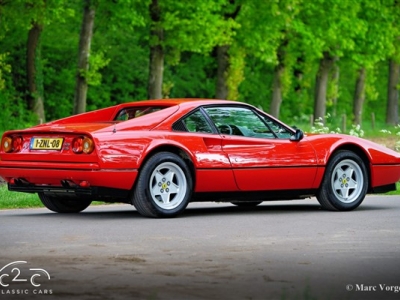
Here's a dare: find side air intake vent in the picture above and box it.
[172,121,187,132]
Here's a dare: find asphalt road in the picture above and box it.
[1,195,400,300]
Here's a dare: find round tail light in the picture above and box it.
[12,136,23,152]
[2,136,22,153]
[72,136,94,154]
[82,137,94,154]
[2,137,12,153]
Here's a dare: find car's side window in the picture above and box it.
[204,106,275,138]
[202,106,293,139]
[262,116,293,138]
[181,110,213,133]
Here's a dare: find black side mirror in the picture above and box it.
[290,129,304,141]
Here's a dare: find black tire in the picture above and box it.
[231,201,262,207]
[132,152,193,218]
[38,193,92,213]
[317,150,368,211]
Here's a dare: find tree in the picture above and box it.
[214,0,241,100]
[234,0,301,114]
[270,43,286,117]
[148,0,163,99]
[348,0,397,125]
[385,1,400,125]
[0,0,77,125]
[353,68,366,125]
[27,20,45,123]
[23,0,49,123]
[291,0,364,123]
[0,0,38,130]
[147,0,235,99]
[215,45,229,99]
[73,0,96,115]
[84,0,147,109]
[314,52,336,121]
[387,59,399,125]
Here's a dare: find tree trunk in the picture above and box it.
[148,0,164,99]
[270,63,284,118]
[314,52,335,123]
[27,21,45,123]
[353,67,366,125]
[331,64,340,118]
[270,41,287,118]
[73,0,95,115]
[214,3,241,100]
[386,59,399,125]
[215,45,229,99]
[293,56,304,94]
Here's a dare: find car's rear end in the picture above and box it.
[0,127,137,201]
[0,101,184,206]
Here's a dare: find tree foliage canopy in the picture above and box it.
[0,0,399,132]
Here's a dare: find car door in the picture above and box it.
[173,108,238,192]
[203,105,318,191]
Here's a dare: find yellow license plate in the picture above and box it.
[30,137,64,150]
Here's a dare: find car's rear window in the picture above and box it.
[114,106,166,121]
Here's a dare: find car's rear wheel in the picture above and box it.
[317,150,368,211]
[133,152,192,218]
[38,193,92,213]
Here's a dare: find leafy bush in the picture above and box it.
[380,125,400,152]
[310,115,400,153]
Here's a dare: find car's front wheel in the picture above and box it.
[38,193,92,213]
[317,150,368,211]
[132,152,193,218]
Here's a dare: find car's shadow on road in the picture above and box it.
[182,202,389,217]
[8,201,391,220]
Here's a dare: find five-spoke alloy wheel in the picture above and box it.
[317,150,368,211]
[133,152,192,218]
[149,161,188,210]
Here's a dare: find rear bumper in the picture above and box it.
[0,166,138,191]
[8,182,131,200]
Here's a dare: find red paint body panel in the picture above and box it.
[220,136,318,190]
[233,168,319,191]
[1,99,399,202]
[305,134,400,187]
[370,164,400,187]
[195,169,238,192]
[312,167,326,189]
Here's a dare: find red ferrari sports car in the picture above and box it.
[1,99,399,217]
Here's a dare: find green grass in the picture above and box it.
[0,185,42,209]
[386,182,400,195]
[0,185,111,209]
